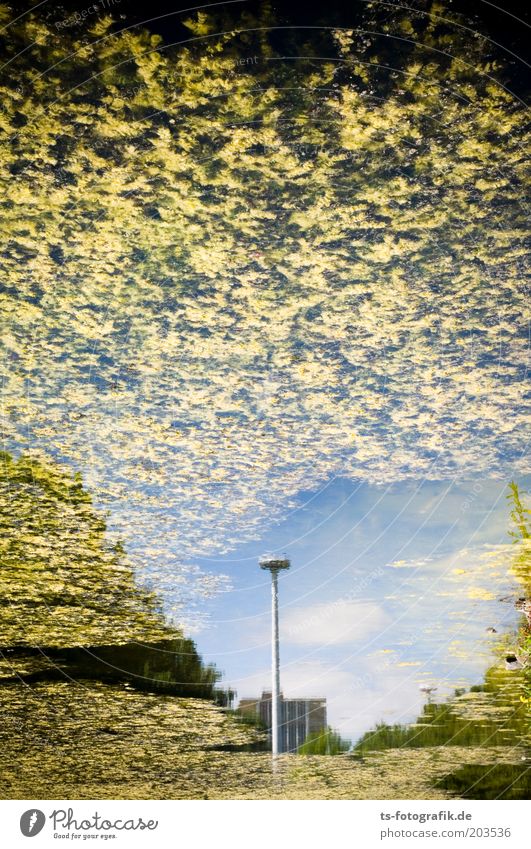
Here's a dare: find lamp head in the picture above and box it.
[259,553,291,572]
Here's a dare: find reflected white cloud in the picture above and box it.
[283,600,390,646]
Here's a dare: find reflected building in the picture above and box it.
[239,690,327,753]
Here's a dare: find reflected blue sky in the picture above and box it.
[194,475,527,740]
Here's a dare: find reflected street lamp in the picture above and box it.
[419,685,437,703]
[260,554,290,756]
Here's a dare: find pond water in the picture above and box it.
[1,448,529,800]
[194,477,530,743]
[0,676,527,799]
[1,0,529,801]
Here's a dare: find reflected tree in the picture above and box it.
[0,450,171,647]
[298,726,350,755]
[506,481,531,696]
[0,451,224,700]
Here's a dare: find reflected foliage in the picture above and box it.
[0,0,529,799]
[355,675,528,754]
[0,451,172,646]
[0,452,229,700]
[435,763,531,800]
[1,640,227,702]
[506,482,530,695]
[352,677,529,798]
[507,481,530,542]
[298,726,350,755]
[1,1,528,594]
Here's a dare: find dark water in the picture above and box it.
[435,764,531,800]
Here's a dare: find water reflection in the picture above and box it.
[0,0,529,803]
[352,670,530,798]
[435,765,530,800]
[0,677,527,800]
[355,670,529,753]
[1,640,230,703]
[1,455,529,798]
